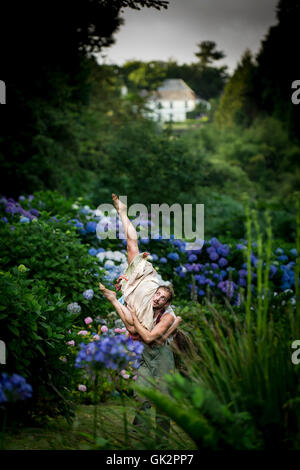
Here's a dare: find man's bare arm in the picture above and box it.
[128,306,174,344]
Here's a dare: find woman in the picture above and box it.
[99,193,192,441]
[99,193,181,343]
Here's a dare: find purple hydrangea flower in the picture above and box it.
[218,280,237,299]
[218,257,228,267]
[238,269,247,278]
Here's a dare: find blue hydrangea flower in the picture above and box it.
[188,254,197,262]
[216,245,230,257]
[151,254,158,261]
[238,277,247,287]
[67,302,81,314]
[236,243,245,250]
[269,265,277,278]
[219,270,227,280]
[160,257,167,264]
[75,336,144,372]
[83,289,94,300]
[277,255,289,262]
[20,217,30,223]
[86,221,97,233]
[198,289,205,296]
[207,248,219,261]
[0,373,32,402]
[168,252,180,262]
[275,248,284,255]
[79,207,91,215]
[290,248,297,257]
[1,217,8,223]
[88,248,97,256]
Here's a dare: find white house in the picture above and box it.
[146,79,210,123]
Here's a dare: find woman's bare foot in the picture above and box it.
[99,282,117,303]
[112,193,127,215]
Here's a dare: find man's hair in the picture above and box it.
[157,284,175,303]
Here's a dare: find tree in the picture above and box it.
[0,0,169,198]
[194,40,226,67]
[214,49,258,129]
[253,0,300,141]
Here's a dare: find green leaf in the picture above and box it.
[8,324,20,336]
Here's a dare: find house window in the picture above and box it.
[169,113,173,121]
[170,101,173,108]
[185,101,188,108]
[157,101,162,109]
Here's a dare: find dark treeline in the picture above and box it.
[0,0,299,241]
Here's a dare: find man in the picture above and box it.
[99,194,181,442]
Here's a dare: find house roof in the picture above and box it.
[152,79,197,101]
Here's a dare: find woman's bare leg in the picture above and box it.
[112,193,139,265]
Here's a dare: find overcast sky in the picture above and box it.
[95,0,279,74]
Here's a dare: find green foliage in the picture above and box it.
[0,268,78,424]
[0,212,111,423]
[134,374,262,449]
[0,215,104,304]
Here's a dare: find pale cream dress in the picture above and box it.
[119,252,176,332]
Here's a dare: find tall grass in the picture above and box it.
[128,198,300,449]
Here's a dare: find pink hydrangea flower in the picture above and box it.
[78,384,87,392]
[78,330,88,336]
[101,325,108,333]
[132,375,137,381]
[120,369,126,375]
[120,328,127,333]
[84,316,93,325]
[122,374,130,379]
[67,340,75,346]
[93,334,100,340]
[114,328,122,333]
